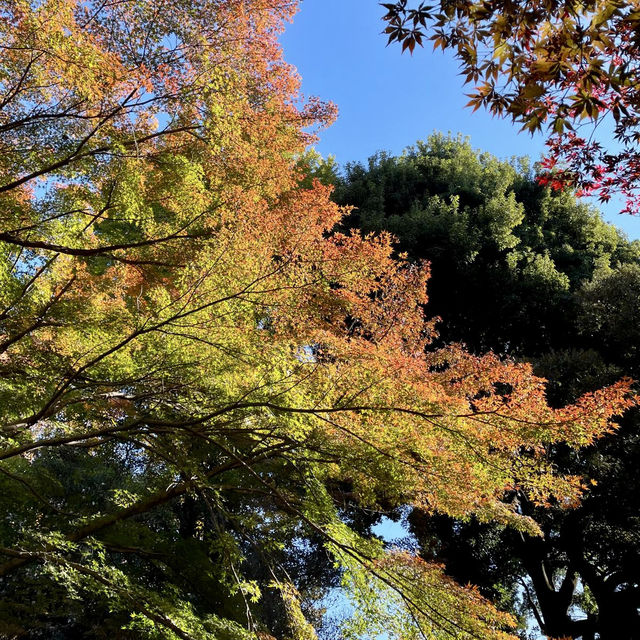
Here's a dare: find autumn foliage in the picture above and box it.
[0,1,635,638]
[382,0,640,212]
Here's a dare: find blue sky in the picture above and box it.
[280,0,640,239]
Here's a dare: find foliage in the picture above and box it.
[334,133,640,638]
[335,133,640,355]
[380,0,640,212]
[0,4,634,639]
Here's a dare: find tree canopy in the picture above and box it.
[381,0,640,212]
[0,2,634,639]
[335,133,640,355]
[333,133,640,638]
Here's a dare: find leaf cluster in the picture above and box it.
[381,0,640,211]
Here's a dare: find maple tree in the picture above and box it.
[333,134,640,638]
[0,2,635,638]
[381,0,640,212]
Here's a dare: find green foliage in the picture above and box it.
[296,149,341,189]
[336,133,640,639]
[334,133,640,356]
[577,263,640,368]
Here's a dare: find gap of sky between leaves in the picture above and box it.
[280,0,640,240]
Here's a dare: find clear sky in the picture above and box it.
[280,0,640,239]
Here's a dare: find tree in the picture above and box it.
[333,133,640,638]
[0,3,633,638]
[380,0,640,212]
[334,133,640,355]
